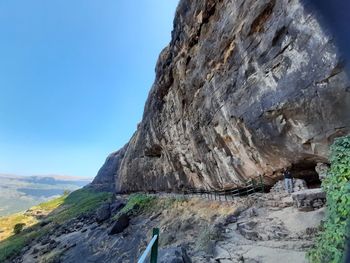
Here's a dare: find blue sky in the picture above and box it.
[0,0,179,177]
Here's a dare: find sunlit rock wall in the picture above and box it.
[92,0,350,192]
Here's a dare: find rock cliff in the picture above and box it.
[92,0,350,192]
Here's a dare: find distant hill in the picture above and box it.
[0,174,92,216]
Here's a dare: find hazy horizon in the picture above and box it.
[0,172,93,180]
[0,0,179,177]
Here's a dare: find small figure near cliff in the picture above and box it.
[283,168,293,194]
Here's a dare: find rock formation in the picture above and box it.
[92,0,350,193]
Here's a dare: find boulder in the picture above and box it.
[108,214,130,235]
[270,179,308,194]
[96,203,111,223]
[214,246,231,261]
[292,188,326,211]
[240,207,258,218]
[158,246,192,263]
[237,221,259,241]
[315,163,329,180]
[224,214,238,225]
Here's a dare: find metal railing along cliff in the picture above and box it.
[136,175,266,263]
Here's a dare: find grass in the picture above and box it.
[116,193,156,218]
[34,194,67,211]
[47,188,112,223]
[0,188,112,262]
[0,226,45,262]
[0,193,71,242]
[116,194,190,218]
[0,213,38,241]
[150,196,189,212]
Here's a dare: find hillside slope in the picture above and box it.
[0,174,92,216]
[92,0,350,193]
[1,190,325,263]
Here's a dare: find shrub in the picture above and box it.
[308,136,350,263]
[13,223,25,235]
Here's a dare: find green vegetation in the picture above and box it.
[0,227,45,262]
[308,136,350,263]
[34,194,67,211]
[47,188,112,223]
[0,174,91,217]
[117,193,156,217]
[0,188,112,262]
[0,213,37,241]
[118,194,189,217]
[13,223,26,235]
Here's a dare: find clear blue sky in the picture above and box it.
[0,0,179,177]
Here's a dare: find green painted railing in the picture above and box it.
[138,228,159,263]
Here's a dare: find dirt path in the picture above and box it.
[204,193,325,263]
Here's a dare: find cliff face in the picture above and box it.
[92,0,350,192]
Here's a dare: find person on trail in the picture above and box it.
[283,168,293,194]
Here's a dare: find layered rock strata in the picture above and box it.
[92,0,350,192]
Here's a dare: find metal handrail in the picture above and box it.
[138,228,159,263]
[183,175,265,197]
[133,177,266,262]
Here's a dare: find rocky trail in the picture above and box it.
[1,0,349,261]
[211,193,325,263]
[9,179,326,263]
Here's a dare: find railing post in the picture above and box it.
[150,228,159,263]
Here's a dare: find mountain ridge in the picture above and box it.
[0,174,92,216]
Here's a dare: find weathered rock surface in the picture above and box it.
[270,179,308,194]
[292,188,326,211]
[315,162,329,180]
[91,144,128,192]
[12,195,325,263]
[92,0,350,192]
[96,203,111,223]
[158,246,192,263]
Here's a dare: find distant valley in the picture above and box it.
[0,174,92,216]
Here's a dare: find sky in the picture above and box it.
[0,0,179,177]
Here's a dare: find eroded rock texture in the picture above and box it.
[92,0,350,192]
[91,144,128,192]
